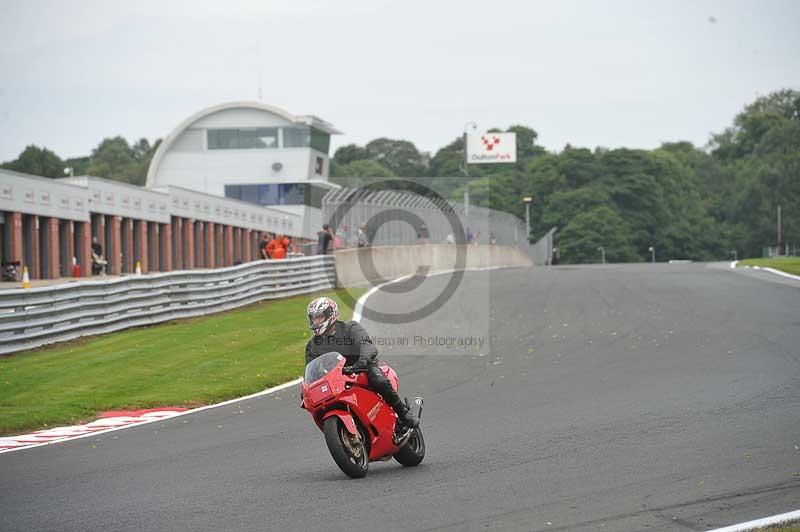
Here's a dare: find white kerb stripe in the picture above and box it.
[705,508,800,532]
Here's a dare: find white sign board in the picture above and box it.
[466,132,517,164]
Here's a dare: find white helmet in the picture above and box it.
[307,297,339,336]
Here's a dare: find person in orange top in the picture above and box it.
[267,234,289,259]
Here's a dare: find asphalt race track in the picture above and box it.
[1,264,798,532]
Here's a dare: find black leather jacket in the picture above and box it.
[304,320,378,367]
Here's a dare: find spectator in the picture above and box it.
[319,224,333,255]
[288,241,303,256]
[338,224,351,248]
[267,234,289,259]
[445,233,455,244]
[333,230,342,250]
[91,236,108,275]
[416,224,429,244]
[357,223,369,248]
[465,227,473,244]
[259,234,270,259]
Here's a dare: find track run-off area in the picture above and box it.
[1,263,798,532]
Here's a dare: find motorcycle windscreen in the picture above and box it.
[304,352,344,383]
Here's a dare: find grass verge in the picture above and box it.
[738,257,800,276]
[0,288,365,436]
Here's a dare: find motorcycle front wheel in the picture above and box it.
[323,417,369,478]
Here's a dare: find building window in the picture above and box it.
[283,127,311,148]
[224,184,242,200]
[225,183,329,208]
[208,128,278,150]
[241,128,278,149]
[310,128,330,153]
[305,184,327,208]
[258,184,279,205]
[208,129,239,149]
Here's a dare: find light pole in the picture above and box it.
[461,122,477,216]
[598,246,605,264]
[648,246,655,263]
[522,196,533,243]
[461,121,478,177]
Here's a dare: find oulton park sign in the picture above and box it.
[467,132,517,164]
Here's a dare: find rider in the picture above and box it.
[304,296,419,429]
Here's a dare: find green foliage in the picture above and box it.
[706,89,800,257]
[364,138,428,177]
[86,136,159,185]
[559,206,639,263]
[330,159,397,188]
[2,145,66,177]
[332,144,369,165]
[2,136,159,185]
[65,156,91,176]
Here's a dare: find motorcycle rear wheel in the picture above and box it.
[393,426,425,467]
[323,417,369,478]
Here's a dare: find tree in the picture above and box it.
[506,124,545,160]
[84,136,159,185]
[429,137,465,178]
[332,144,369,165]
[329,159,396,188]
[2,145,65,178]
[364,138,428,177]
[558,206,639,263]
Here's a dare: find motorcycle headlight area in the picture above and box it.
[306,382,334,404]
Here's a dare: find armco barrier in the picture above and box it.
[0,255,336,355]
[334,244,532,287]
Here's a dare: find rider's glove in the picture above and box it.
[354,358,370,370]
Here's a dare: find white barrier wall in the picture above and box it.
[334,244,532,287]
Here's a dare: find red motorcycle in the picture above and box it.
[301,352,425,478]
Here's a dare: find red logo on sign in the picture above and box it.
[481,136,501,151]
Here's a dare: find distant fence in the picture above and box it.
[322,187,528,249]
[530,227,557,265]
[0,255,335,355]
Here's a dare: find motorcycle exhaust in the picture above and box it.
[413,397,423,422]
[405,396,423,423]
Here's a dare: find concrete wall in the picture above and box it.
[61,176,170,223]
[0,170,89,222]
[334,244,532,287]
[166,185,300,235]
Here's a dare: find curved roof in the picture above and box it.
[146,101,341,187]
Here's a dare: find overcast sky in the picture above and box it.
[1,0,798,162]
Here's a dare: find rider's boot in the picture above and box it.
[391,399,419,429]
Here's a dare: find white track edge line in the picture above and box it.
[0,378,302,455]
[760,266,800,281]
[705,508,800,532]
[352,265,510,322]
[731,260,800,281]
